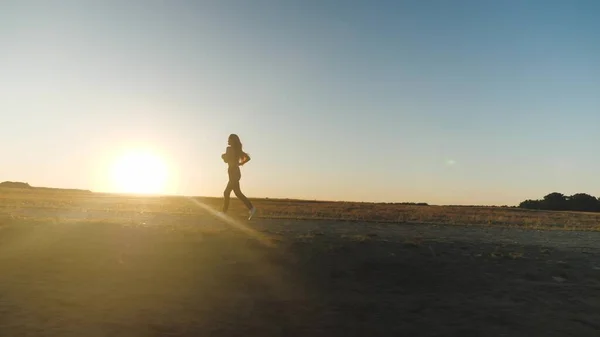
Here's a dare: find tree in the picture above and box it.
[519,192,600,213]
[568,193,600,212]
[542,192,568,211]
[519,199,542,210]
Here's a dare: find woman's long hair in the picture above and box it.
[229,134,250,164]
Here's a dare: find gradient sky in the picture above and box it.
[2,0,600,205]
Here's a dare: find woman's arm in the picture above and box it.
[221,147,231,163]
[240,152,251,166]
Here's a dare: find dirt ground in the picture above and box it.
[1,213,600,336]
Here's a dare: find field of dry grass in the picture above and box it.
[2,187,600,231]
[1,187,600,336]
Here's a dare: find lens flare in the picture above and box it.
[110,149,169,194]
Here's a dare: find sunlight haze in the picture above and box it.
[107,148,173,195]
[2,0,600,205]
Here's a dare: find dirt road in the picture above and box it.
[1,217,599,336]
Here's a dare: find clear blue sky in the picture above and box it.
[2,0,599,205]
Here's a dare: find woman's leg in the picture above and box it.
[231,181,254,210]
[222,181,234,212]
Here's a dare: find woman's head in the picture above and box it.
[228,134,241,148]
[228,134,249,163]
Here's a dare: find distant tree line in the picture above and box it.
[0,181,91,193]
[0,181,32,189]
[390,202,429,206]
[519,192,600,212]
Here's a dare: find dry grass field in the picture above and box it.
[1,187,600,336]
[3,187,600,231]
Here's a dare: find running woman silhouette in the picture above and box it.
[221,134,257,220]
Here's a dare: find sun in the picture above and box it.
[109,149,169,195]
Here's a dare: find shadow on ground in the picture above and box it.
[0,219,599,336]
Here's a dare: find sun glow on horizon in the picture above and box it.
[108,149,171,195]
